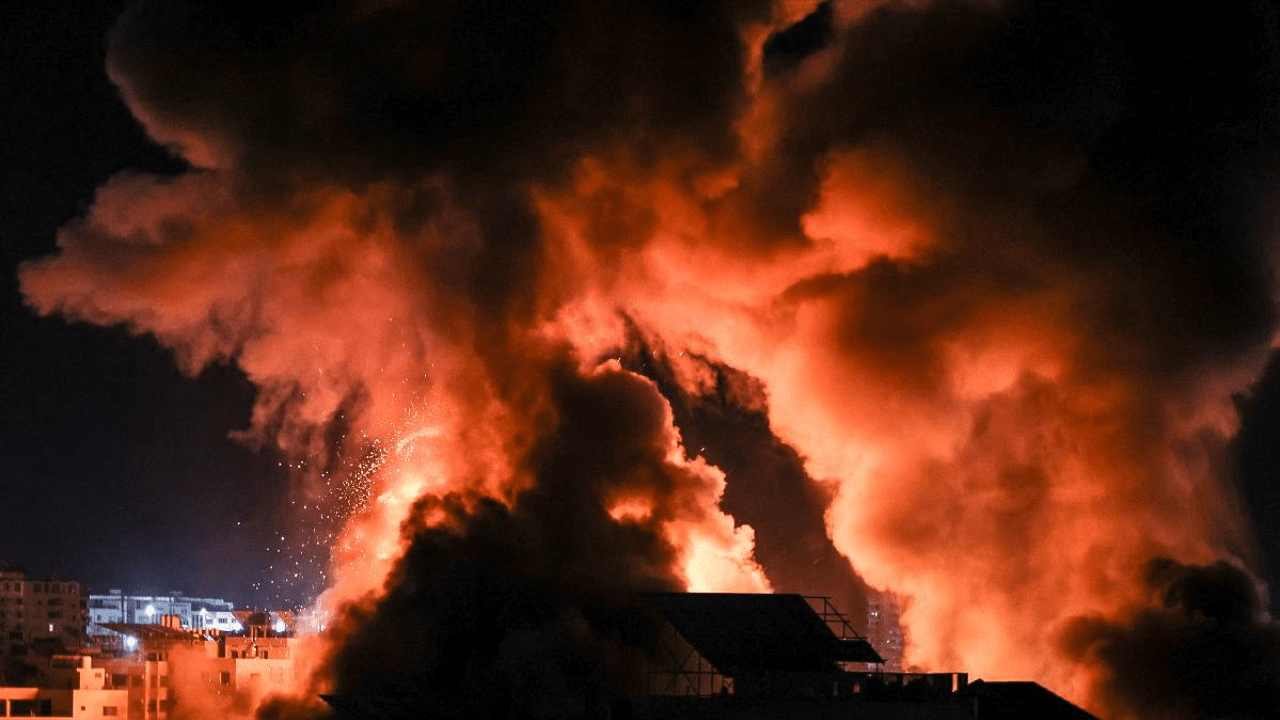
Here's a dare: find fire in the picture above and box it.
[19,1,1280,718]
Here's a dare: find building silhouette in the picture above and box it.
[323,591,1100,720]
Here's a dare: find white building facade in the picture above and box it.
[86,593,239,636]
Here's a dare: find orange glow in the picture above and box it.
[607,497,655,523]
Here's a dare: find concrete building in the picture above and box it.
[866,589,905,671]
[0,563,88,684]
[93,622,299,719]
[0,655,127,718]
[86,592,239,637]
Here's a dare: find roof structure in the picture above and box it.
[966,680,1100,720]
[643,592,882,676]
[96,623,201,643]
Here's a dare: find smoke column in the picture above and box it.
[19,1,1280,717]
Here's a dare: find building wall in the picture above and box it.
[86,595,238,636]
[0,656,127,719]
[866,591,905,672]
[43,688,129,718]
[101,658,171,720]
[99,637,299,719]
[0,568,87,682]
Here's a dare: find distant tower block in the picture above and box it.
[866,590,905,671]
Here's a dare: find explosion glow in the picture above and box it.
[18,1,1280,719]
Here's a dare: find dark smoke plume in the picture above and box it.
[1063,559,1280,720]
[323,355,725,718]
[617,329,870,621]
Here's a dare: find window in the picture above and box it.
[103,707,119,716]
[219,672,231,685]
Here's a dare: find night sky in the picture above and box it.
[3,1,296,606]
[6,0,1280,645]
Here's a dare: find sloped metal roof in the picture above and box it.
[644,592,882,676]
[965,681,1100,720]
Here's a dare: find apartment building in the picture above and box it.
[0,564,88,684]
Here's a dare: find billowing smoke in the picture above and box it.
[19,0,1280,717]
[1063,559,1280,720]
[322,355,762,715]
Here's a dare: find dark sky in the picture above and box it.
[6,0,1280,623]
[2,1,297,607]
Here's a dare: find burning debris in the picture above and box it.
[18,1,1280,718]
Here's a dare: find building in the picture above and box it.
[866,589,905,671]
[0,563,88,684]
[86,592,239,637]
[632,592,1096,719]
[321,592,1099,720]
[93,620,299,719]
[0,654,128,719]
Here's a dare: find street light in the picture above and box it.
[145,604,155,623]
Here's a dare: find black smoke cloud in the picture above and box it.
[747,0,1280,380]
[322,355,716,717]
[1063,559,1280,720]
[106,0,771,183]
[617,328,871,623]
